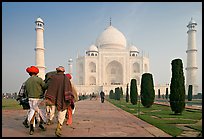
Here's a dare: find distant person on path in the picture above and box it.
[100,91,105,103]
[25,66,46,135]
[45,66,75,137]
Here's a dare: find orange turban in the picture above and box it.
[66,73,72,79]
[26,66,39,74]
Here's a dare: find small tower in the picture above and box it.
[35,17,46,80]
[186,18,198,95]
[68,58,73,77]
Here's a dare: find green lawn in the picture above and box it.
[2,98,22,110]
[107,98,202,137]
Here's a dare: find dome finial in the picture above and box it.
[190,17,193,21]
[110,17,112,26]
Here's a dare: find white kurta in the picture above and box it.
[28,98,47,124]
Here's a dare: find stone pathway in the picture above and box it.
[2,99,171,137]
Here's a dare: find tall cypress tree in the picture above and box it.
[188,85,193,101]
[120,87,123,99]
[109,90,114,99]
[115,87,120,100]
[158,89,161,99]
[165,88,169,100]
[126,83,129,103]
[140,73,155,108]
[130,79,138,105]
[170,59,185,114]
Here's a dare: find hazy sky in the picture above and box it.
[2,2,202,94]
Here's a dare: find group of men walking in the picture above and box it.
[17,65,77,137]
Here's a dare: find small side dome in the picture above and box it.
[88,44,98,52]
[129,45,139,53]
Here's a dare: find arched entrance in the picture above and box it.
[105,60,123,85]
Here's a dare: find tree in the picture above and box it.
[126,83,129,103]
[158,89,161,99]
[115,87,120,100]
[165,88,169,100]
[187,85,193,101]
[130,79,138,105]
[170,58,185,114]
[140,73,155,108]
[109,90,114,99]
[120,87,123,99]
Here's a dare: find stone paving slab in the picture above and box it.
[2,99,171,137]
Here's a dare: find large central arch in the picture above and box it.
[105,60,123,85]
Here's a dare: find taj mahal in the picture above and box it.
[34,17,199,96]
[75,21,150,95]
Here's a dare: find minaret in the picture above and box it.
[186,17,198,95]
[68,58,73,77]
[35,17,45,80]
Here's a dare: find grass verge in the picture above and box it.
[2,98,22,110]
[107,98,202,137]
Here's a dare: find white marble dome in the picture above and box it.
[95,25,127,49]
[88,44,98,52]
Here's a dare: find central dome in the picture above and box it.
[95,25,127,49]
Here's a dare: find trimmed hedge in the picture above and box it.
[170,59,186,114]
[140,73,155,108]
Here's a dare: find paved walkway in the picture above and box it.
[2,99,171,137]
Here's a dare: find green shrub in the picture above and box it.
[188,85,193,101]
[130,79,138,105]
[120,87,123,98]
[165,88,169,99]
[115,87,120,100]
[109,89,114,99]
[140,73,155,108]
[170,59,185,114]
[126,84,129,103]
[158,89,161,98]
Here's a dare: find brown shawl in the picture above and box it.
[45,72,73,111]
[70,81,78,102]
